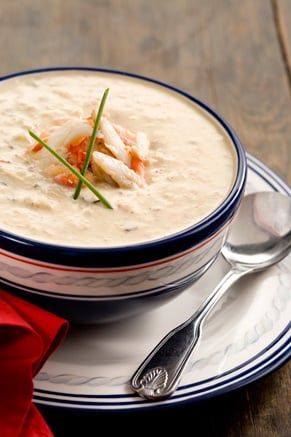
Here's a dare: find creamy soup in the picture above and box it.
[0,71,236,247]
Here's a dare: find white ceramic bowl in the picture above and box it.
[0,68,247,323]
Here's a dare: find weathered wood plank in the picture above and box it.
[194,0,291,185]
[274,0,291,86]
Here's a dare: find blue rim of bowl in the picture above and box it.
[0,67,247,267]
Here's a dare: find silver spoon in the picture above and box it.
[131,192,291,400]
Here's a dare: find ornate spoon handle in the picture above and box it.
[131,268,246,400]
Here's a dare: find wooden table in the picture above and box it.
[0,0,290,435]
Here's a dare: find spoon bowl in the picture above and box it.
[223,192,291,270]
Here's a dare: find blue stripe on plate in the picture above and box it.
[33,323,290,401]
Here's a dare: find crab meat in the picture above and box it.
[47,120,92,155]
[100,118,131,167]
[113,123,136,146]
[131,131,150,161]
[92,151,143,189]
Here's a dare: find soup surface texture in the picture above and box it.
[0,71,236,247]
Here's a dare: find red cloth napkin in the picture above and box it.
[0,290,68,437]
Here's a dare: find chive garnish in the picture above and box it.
[73,88,109,200]
[28,131,113,209]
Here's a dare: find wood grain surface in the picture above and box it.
[0,1,290,436]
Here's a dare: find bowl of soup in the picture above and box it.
[0,68,246,323]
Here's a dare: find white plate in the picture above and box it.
[33,154,291,410]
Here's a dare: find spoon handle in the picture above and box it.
[131,267,247,400]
